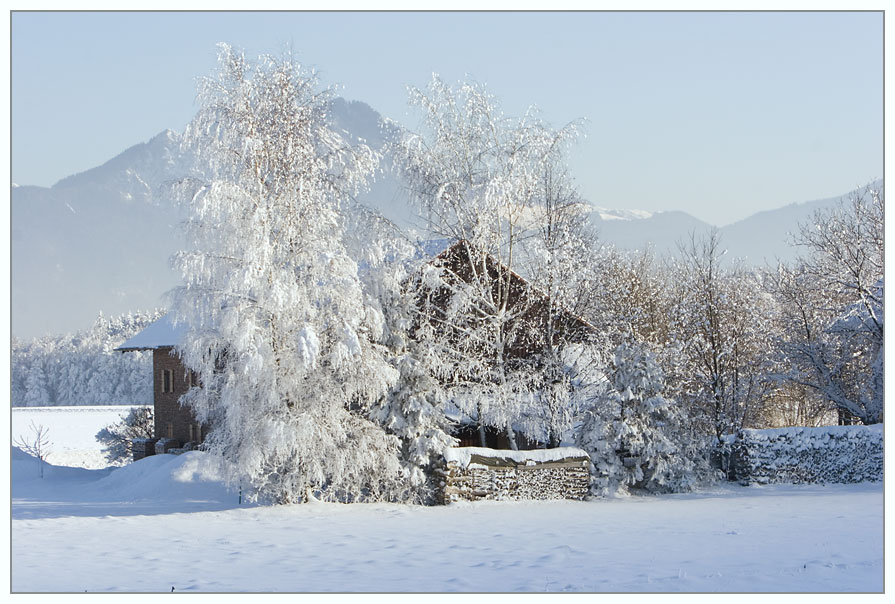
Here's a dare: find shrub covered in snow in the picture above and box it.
[729,424,883,485]
[95,406,154,465]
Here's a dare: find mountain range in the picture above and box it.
[11,98,875,340]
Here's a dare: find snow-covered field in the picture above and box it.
[12,405,143,469]
[11,407,884,592]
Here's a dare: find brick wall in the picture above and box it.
[152,347,203,446]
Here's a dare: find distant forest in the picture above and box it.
[11,310,163,407]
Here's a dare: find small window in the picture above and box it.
[162,369,173,393]
[167,423,174,439]
[189,424,195,442]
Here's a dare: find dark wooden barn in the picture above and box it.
[413,239,599,448]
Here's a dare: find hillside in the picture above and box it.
[11,98,870,339]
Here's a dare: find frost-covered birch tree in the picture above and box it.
[398,75,582,447]
[516,152,604,447]
[170,45,405,504]
[587,246,671,349]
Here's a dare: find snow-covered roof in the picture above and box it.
[116,314,187,351]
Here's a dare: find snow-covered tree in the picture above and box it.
[373,350,457,502]
[22,360,51,406]
[586,246,672,349]
[10,337,28,404]
[577,342,710,496]
[772,186,884,425]
[666,232,777,442]
[344,219,457,503]
[11,310,161,407]
[397,75,584,447]
[170,44,406,504]
[514,147,607,447]
[758,380,837,428]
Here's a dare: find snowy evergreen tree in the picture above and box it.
[577,341,710,496]
[170,45,406,504]
[373,351,457,502]
[11,310,161,407]
[23,362,51,406]
[10,337,28,404]
[341,213,457,503]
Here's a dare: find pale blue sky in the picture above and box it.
[11,10,883,226]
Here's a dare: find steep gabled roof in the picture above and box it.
[430,239,598,340]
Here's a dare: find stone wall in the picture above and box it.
[729,424,883,485]
[439,447,590,503]
[132,438,159,461]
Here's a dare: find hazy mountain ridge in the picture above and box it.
[51,129,185,204]
[589,210,713,259]
[11,98,872,339]
[10,99,407,339]
[718,186,882,265]
[591,181,883,265]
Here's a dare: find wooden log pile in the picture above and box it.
[439,447,590,504]
[729,424,883,485]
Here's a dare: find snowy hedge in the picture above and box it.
[439,447,590,503]
[729,424,883,485]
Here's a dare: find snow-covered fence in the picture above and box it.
[728,424,883,485]
[439,447,590,503]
